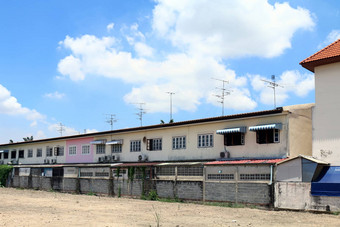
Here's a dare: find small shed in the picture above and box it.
[276,155,329,182]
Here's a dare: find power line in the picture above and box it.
[166,91,175,122]
[57,123,65,136]
[261,75,284,109]
[105,114,117,130]
[212,77,232,116]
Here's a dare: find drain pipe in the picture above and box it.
[269,164,273,185]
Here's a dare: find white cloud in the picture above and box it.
[319,30,340,48]
[134,42,154,57]
[44,91,65,99]
[48,123,79,136]
[250,70,314,106]
[152,0,314,58]
[107,22,115,32]
[0,84,45,121]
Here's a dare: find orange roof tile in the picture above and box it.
[300,39,340,72]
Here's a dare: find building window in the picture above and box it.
[256,129,280,144]
[28,149,33,158]
[240,173,270,180]
[57,147,64,156]
[69,146,77,156]
[198,134,213,148]
[172,136,186,150]
[147,138,162,151]
[224,133,245,146]
[82,145,90,155]
[37,148,42,157]
[130,140,141,152]
[4,152,8,159]
[18,150,25,158]
[111,144,122,153]
[46,147,53,157]
[11,150,16,159]
[177,166,203,176]
[96,144,106,154]
[80,172,93,177]
[156,166,176,176]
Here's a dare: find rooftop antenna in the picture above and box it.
[166,92,175,122]
[132,103,146,126]
[57,123,65,136]
[212,78,232,116]
[105,114,117,130]
[261,75,284,109]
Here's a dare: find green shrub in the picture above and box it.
[0,165,13,186]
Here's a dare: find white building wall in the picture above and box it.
[313,62,340,164]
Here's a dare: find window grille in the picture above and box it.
[95,172,109,177]
[80,172,93,177]
[36,148,42,157]
[177,166,203,176]
[130,140,141,152]
[172,136,186,149]
[82,145,90,155]
[28,149,33,158]
[69,146,77,155]
[207,174,234,180]
[240,173,270,180]
[147,138,162,151]
[156,166,176,176]
[96,144,106,154]
[111,144,122,153]
[46,147,53,157]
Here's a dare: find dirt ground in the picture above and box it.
[0,188,340,227]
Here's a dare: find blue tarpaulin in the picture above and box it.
[311,166,340,196]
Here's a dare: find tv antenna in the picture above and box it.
[57,122,65,136]
[105,114,117,130]
[166,91,175,122]
[132,103,146,126]
[261,75,284,109]
[212,78,232,116]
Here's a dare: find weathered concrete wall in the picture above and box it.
[205,182,270,204]
[177,181,202,200]
[41,178,52,191]
[205,182,236,202]
[62,178,78,192]
[275,182,340,212]
[156,181,175,198]
[113,180,129,196]
[19,176,29,188]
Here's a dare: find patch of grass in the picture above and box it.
[86,192,97,196]
[203,201,254,209]
[157,196,183,203]
[331,211,340,215]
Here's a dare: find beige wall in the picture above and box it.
[0,104,314,164]
[313,62,340,164]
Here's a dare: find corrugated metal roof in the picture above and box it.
[116,162,160,167]
[156,162,205,166]
[276,155,329,165]
[205,158,287,165]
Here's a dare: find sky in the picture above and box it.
[0,0,340,144]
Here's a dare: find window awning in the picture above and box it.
[90,139,107,145]
[0,150,9,153]
[216,127,246,134]
[249,123,282,131]
[106,140,123,145]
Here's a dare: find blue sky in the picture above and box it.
[0,0,340,144]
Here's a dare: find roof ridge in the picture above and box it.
[300,38,340,64]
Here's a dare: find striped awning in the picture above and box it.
[249,123,282,131]
[216,127,246,134]
[106,140,123,145]
[90,139,107,145]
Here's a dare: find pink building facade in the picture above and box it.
[65,137,94,163]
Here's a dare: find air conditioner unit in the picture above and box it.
[220,151,230,159]
[98,157,104,163]
[51,159,57,164]
[112,155,120,161]
[12,160,18,165]
[44,159,50,164]
[138,154,148,162]
[105,155,112,162]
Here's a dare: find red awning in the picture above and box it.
[205,158,287,165]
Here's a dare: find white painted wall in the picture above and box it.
[313,62,340,164]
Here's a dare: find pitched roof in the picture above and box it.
[300,39,340,72]
[276,155,329,165]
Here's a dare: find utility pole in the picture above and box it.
[212,78,232,116]
[57,123,65,136]
[261,75,284,109]
[105,114,117,130]
[133,103,146,126]
[166,92,175,122]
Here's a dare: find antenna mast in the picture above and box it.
[261,75,284,109]
[105,114,117,130]
[57,123,65,136]
[212,78,232,116]
[166,92,175,122]
[133,103,146,126]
